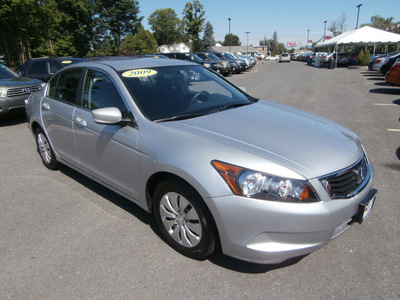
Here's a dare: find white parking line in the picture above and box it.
[374,103,398,106]
[387,129,400,132]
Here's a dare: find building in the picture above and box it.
[158,43,190,53]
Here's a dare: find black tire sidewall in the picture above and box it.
[153,178,216,260]
[35,128,59,170]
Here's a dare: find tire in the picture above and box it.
[35,128,60,170]
[153,177,217,260]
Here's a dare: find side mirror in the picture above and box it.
[92,107,122,124]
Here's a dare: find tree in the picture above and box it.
[148,8,183,45]
[201,21,215,50]
[329,12,347,36]
[93,0,142,54]
[361,49,371,65]
[120,28,158,55]
[0,0,95,65]
[356,49,364,64]
[366,15,395,30]
[223,34,241,46]
[182,0,205,52]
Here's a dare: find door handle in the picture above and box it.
[42,102,50,111]
[74,116,87,127]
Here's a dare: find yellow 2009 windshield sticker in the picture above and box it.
[62,60,72,64]
[122,69,157,77]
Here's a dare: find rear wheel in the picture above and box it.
[35,128,59,170]
[153,178,217,260]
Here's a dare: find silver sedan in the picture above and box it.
[25,58,376,264]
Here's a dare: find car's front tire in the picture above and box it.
[35,128,59,170]
[153,177,217,260]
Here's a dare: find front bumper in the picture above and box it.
[205,173,376,264]
[0,96,28,115]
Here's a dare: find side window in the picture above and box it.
[30,61,47,74]
[49,61,62,74]
[82,69,127,113]
[47,73,60,98]
[47,69,82,103]
[16,63,29,76]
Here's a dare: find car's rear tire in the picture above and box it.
[153,177,217,260]
[35,128,59,170]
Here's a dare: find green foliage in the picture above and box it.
[223,34,241,46]
[182,0,205,52]
[93,0,142,55]
[201,21,215,50]
[361,49,371,65]
[120,28,158,55]
[148,8,183,46]
[356,49,364,64]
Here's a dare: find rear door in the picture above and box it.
[72,68,140,199]
[41,68,83,165]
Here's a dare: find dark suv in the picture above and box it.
[196,52,232,76]
[162,52,221,74]
[211,52,247,74]
[15,58,64,82]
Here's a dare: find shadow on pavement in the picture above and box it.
[369,88,400,95]
[60,167,152,226]
[0,110,27,127]
[209,252,307,273]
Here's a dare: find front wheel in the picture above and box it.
[35,128,60,170]
[153,178,217,260]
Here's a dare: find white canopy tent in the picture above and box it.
[316,26,400,56]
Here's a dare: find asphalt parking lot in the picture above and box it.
[1,61,399,299]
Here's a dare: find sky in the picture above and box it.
[138,0,400,47]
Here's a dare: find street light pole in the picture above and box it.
[323,20,327,41]
[356,4,363,29]
[245,31,250,54]
[228,18,231,52]
[307,29,310,49]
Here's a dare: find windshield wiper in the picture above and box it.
[154,113,206,123]
[154,103,252,123]
[208,102,252,114]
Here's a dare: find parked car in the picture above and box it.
[26,58,377,264]
[385,58,400,86]
[368,53,387,70]
[56,57,86,66]
[211,52,247,74]
[279,53,290,62]
[0,64,43,116]
[371,52,400,72]
[336,52,358,66]
[15,57,64,82]
[232,53,256,69]
[266,55,279,61]
[379,52,400,76]
[162,52,221,74]
[196,52,232,76]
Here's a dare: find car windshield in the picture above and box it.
[120,65,254,122]
[0,65,19,79]
[201,53,220,61]
[221,53,235,59]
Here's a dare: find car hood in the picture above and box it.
[0,76,41,86]
[171,100,362,179]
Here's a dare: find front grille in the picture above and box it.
[319,156,370,199]
[7,85,41,97]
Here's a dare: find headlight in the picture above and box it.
[203,63,211,68]
[212,160,319,203]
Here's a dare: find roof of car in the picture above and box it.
[65,57,196,72]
